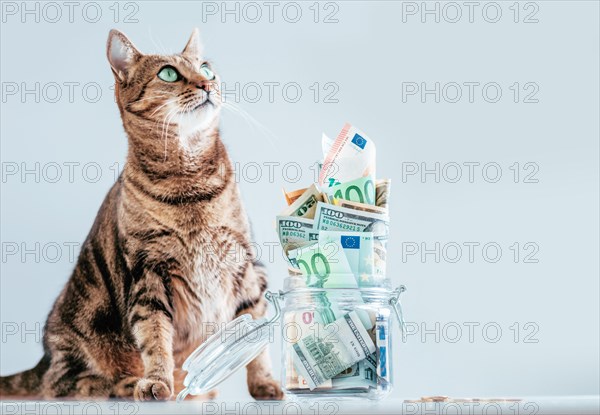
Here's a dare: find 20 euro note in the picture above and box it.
[319,124,377,188]
[291,311,377,390]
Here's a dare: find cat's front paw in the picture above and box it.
[248,376,284,401]
[134,377,173,401]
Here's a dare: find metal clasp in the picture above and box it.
[390,285,407,342]
[264,290,283,325]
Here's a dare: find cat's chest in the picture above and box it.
[170,226,249,352]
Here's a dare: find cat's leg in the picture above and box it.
[237,263,284,400]
[128,269,175,401]
[40,351,112,399]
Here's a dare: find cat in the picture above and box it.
[0,28,283,401]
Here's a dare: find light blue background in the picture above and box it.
[1,0,598,402]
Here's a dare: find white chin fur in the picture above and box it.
[176,104,220,152]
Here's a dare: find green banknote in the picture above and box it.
[313,202,389,284]
[318,230,375,281]
[287,241,358,289]
[276,216,318,256]
[324,176,376,206]
[291,311,376,390]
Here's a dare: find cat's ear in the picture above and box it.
[182,28,203,58]
[107,29,142,82]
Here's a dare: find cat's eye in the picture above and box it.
[158,66,181,82]
[200,63,215,80]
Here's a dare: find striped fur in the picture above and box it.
[0,29,282,401]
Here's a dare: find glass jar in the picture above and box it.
[176,277,406,402]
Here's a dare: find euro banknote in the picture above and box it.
[324,176,376,206]
[279,184,324,219]
[318,230,375,280]
[319,123,376,188]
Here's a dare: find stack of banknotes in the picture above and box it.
[276,123,393,392]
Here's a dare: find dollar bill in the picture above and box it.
[284,310,333,390]
[324,176,376,205]
[291,311,377,390]
[314,202,389,240]
[276,216,318,256]
[319,124,376,188]
[280,184,324,219]
[375,178,391,209]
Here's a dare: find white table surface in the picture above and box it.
[1,396,598,414]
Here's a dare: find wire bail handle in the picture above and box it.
[390,285,407,342]
[264,290,283,325]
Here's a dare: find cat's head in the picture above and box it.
[107,29,221,143]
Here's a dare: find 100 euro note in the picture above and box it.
[291,311,376,390]
[314,202,389,285]
[324,176,376,206]
[287,240,358,289]
[318,230,375,283]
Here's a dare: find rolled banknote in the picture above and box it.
[314,202,389,278]
[287,241,358,289]
[283,187,308,205]
[322,133,334,159]
[318,230,375,280]
[375,179,391,209]
[319,124,376,188]
[314,202,389,241]
[276,216,318,255]
[324,176,376,206]
[291,311,377,390]
[332,198,389,215]
[279,184,324,219]
[375,313,391,389]
[284,310,333,390]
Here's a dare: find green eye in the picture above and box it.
[158,66,180,82]
[200,63,215,80]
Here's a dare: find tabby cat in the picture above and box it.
[0,29,283,401]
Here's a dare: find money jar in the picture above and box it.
[176,276,406,401]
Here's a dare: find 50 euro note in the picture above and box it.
[280,184,324,219]
[291,311,376,390]
[314,202,389,284]
[319,124,376,188]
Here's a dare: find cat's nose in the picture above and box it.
[196,82,211,92]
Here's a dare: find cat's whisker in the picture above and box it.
[150,98,179,118]
[161,107,180,161]
[221,102,280,149]
[133,93,172,104]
